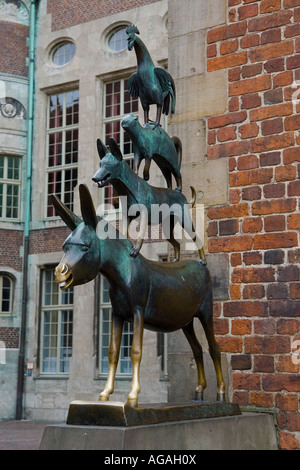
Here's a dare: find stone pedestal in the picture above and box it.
[39,401,278,450]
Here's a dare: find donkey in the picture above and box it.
[52,184,225,407]
[92,137,206,263]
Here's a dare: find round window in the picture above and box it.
[52,42,76,66]
[108,27,128,52]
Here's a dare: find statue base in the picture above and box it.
[66,400,241,427]
[39,401,278,450]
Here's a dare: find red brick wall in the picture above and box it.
[29,226,71,254]
[0,230,24,272]
[47,0,161,31]
[206,0,300,450]
[0,22,28,77]
[0,327,19,348]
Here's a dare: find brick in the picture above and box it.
[214,318,229,335]
[285,23,300,38]
[242,217,263,233]
[264,57,285,73]
[273,71,293,88]
[263,183,285,198]
[279,432,300,451]
[220,39,239,55]
[287,54,300,70]
[243,284,265,299]
[217,336,243,353]
[269,300,300,317]
[207,203,249,219]
[228,96,239,112]
[208,235,252,253]
[239,123,259,139]
[241,33,260,49]
[250,102,293,121]
[288,180,300,195]
[230,168,273,187]
[260,0,282,14]
[283,147,300,164]
[261,117,283,135]
[231,354,252,370]
[277,356,299,373]
[250,392,274,408]
[284,0,300,7]
[207,51,247,72]
[250,40,294,64]
[231,252,242,266]
[277,319,300,334]
[229,188,241,203]
[285,114,300,130]
[233,372,261,390]
[217,126,237,142]
[288,213,300,230]
[264,215,286,232]
[253,232,298,249]
[276,394,299,412]
[219,219,239,236]
[262,374,300,392]
[245,336,290,354]
[275,165,297,181]
[232,267,275,283]
[237,154,258,169]
[207,220,218,237]
[232,319,252,335]
[208,111,247,129]
[261,28,281,45]
[248,10,292,32]
[289,248,300,264]
[264,88,283,105]
[241,93,261,109]
[238,3,258,20]
[250,132,294,153]
[241,63,262,79]
[267,283,289,300]
[229,74,271,96]
[230,283,242,300]
[290,283,300,299]
[243,251,262,265]
[207,140,250,159]
[254,356,274,373]
[278,265,299,281]
[207,44,217,58]
[242,186,261,200]
[260,151,281,166]
[207,21,247,44]
[228,66,241,81]
[264,249,284,264]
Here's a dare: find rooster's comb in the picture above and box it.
[126,24,140,35]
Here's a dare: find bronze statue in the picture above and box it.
[52,184,226,408]
[126,24,176,128]
[122,113,182,191]
[92,137,206,263]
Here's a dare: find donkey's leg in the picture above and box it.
[127,307,144,408]
[182,210,206,264]
[182,320,206,401]
[99,314,123,402]
[199,290,225,402]
[164,215,180,262]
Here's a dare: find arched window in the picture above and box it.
[52,42,76,66]
[0,275,13,314]
[108,27,128,52]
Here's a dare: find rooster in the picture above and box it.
[126,24,176,128]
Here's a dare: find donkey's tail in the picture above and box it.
[190,186,196,208]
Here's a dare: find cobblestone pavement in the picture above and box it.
[0,421,58,450]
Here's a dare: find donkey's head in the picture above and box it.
[92,138,123,188]
[52,184,101,290]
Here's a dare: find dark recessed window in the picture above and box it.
[108,27,127,52]
[52,42,75,66]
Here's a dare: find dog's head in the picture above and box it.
[92,138,123,188]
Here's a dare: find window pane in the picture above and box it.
[108,28,127,52]
[101,308,111,373]
[52,42,75,66]
[0,156,4,179]
[1,276,11,313]
[48,132,62,167]
[49,94,63,129]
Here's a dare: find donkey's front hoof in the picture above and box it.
[217,391,225,403]
[126,397,138,408]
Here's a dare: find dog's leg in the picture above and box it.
[129,204,148,257]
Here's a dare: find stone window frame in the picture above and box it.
[0,154,22,221]
[39,267,73,376]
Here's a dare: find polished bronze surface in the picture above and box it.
[66,400,241,427]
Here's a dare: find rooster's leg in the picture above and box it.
[153,105,162,129]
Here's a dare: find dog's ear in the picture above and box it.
[108,138,123,161]
[97,138,108,160]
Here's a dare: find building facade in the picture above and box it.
[0,0,300,449]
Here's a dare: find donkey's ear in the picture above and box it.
[79,184,98,229]
[108,138,123,161]
[51,194,82,231]
[97,138,108,160]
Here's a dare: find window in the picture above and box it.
[108,27,128,52]
[99,276,133,375]
[103,78,138,209]
[46,90,79,217]
[0,155,21,220]
[52,42,75,66]
[40,269,73,374]
[0,275,13,315]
